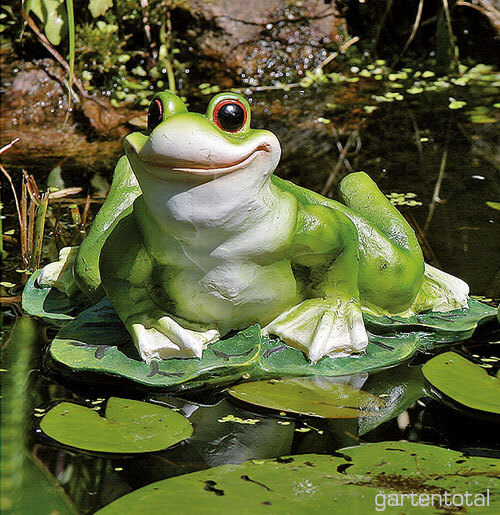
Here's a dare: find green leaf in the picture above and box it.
[96,442,500,514]
[422,351,500,414]
[363,298,496,344]
[2,454,77,514]
[22,270,89,327]
[486,201,500,211]
[448,99,467,109]
[88,0,113,18]
[24,277,496,391]
[228,377,385,418]
[25,0,68,45]
[48,298,263,390]
[40,397,193,453]
[38,294,496,391]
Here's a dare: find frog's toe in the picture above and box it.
[129,316,220,362]
[263,299,369,363]
[37,246,79,296]
[309,303,368,363]
[130,323,182,362]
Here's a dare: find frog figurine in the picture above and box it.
[39,91,469,363]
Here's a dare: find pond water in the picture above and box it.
[2,71,499,513]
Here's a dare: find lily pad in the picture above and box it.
[22,277,497,391]
[22,271,89,327]
[39,397,193,453]
[364,298,497,345]
[40,294,497,391]
[96,441,500,514]
[227,377,385,418]
[48,298,263,391]
[422,351,500,414]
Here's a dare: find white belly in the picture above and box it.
[163,259,299,332]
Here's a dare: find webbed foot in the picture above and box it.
[263,298,368,363]
[407,263,469,315]
[37,246,79,296]
[126,311,220,362]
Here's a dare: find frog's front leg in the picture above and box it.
[264,205,368,363]
[100,215,220,362]
[126,310,220,362]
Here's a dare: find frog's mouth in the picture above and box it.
[169,144,271,176]
[136,145,271,178]
[125,133,273,179]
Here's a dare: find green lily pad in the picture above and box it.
[422,351,500,414]
[259,331,421,378]
[358,365,427,436]
[39,397,193,453]
[41,294,496,391]
[44,300,429,391]
[96,441,500,514]
[48,298,263,390]
[23,276,497,391]
[364,298,496,345]
[227,377,385,418]
[22,271,89,327]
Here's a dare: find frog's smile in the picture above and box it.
[138,143,272,177]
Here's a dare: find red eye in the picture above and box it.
[213,99,247,132]
[148,98,163,131]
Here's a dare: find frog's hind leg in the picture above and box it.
[338,172,425,314]
[338,172,468,315]
[408,263,469,314]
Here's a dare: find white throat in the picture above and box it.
[135,162,278,242]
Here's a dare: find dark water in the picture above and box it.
[2,78,499,513]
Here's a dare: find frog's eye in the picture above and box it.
[147,98,163,131]
[212,99,247,133]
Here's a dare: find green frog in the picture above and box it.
[40,91,469,363]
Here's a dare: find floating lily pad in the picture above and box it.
[422,351,500,414]
[39,397,193,453]
[44,301,428,391]
[42,295,496,391]
[96,441,500,514]
[364,298,496,345]
[358,365,427,436]
[22,277,497,391]
[22,271,89,327]
[259,331,421,378]
[227,377,385,418]
[48,298,262,391]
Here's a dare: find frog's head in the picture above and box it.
[124,91,281,186]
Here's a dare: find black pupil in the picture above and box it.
[148,99,163,131]
[217,103,245,131]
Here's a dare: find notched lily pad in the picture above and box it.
[39,397,193,453]
[23,278,497,391]
[45,303,432,391]
[423,351,500,414]
[96,441,500,514]
[227,377,385,418]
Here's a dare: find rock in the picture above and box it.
[178,0,347,86]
